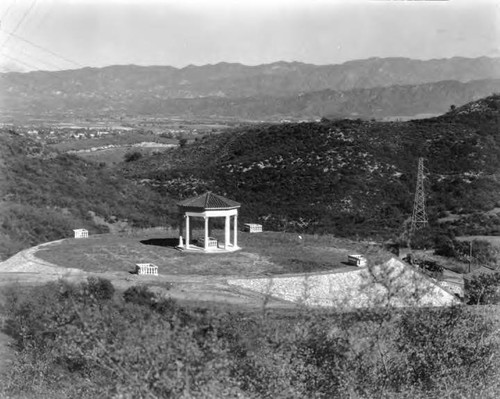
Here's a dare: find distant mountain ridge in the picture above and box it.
[2,56,500,120]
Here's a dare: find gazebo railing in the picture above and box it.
[198,237,218,248]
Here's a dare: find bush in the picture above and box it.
[465,272,500,304]
[471,240,499,266]
[123,285,155,306]
[124,150,143,162]
[409,227,437,250]
[2,281,500,398]
[412,259,444,278]
[435,238,498,267]
[1,281,241,398]
[394,306,497,392]
[84,277,115,301]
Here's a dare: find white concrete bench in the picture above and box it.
[243,223,263,233]
[135,263,158,276]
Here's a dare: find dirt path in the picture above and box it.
[0,239,85,277]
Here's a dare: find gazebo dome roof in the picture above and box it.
[177,192,240,210]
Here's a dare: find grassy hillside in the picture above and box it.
[2,95,499,258]
[122,95,500,240]
[0,130,177,260]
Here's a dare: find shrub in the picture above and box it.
[471,240,499,266]
[123,285,155,306]
[123,150,142,162]
[84,277,115,301]
[435,238,498,267]
[465,272,500,304]
[393,306,497,392]
[1,281,241,398]
[152,296,178,315]
[409,227,436,250]
[2,281,500,398]
[414,259,444,278]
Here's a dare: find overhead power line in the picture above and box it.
[1,0,17,22]
[2,52,38,71]
[0,0,37,51]
[23,0,54,38]
[19,48,64,71]
[1,28,83,69]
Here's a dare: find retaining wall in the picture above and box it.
[228,258,460,308]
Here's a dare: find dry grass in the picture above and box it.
[35,230,393,276]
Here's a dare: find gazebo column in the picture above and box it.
[185,215,190,249]
[204,216,209,251]
[189,218,193,246]
[224,215,230,250]
[233,214,238,248]
[179,213,184,242]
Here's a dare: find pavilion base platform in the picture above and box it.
[176,243,241,253]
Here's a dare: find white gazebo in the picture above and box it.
[177,192,241,252]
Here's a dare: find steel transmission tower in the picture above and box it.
[410,157,428,233]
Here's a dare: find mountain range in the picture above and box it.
[1,57,500,120]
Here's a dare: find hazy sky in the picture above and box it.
[0,0,498,71]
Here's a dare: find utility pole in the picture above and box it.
[410,157,428,234]
[469,241,472,273]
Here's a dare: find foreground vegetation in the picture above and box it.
[0,279,499,398]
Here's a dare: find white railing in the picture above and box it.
[199,237,218,248]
